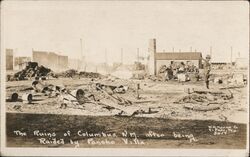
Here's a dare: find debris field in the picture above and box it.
[6,66,248,124]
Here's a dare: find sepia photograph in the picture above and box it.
[1,1,249,156]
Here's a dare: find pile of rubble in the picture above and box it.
[175,88,233,112]
[8,78,143,116]
[212,73,247,86]
[58,69,78,78]
[79,71,102,78]
[7,62,53,81]
[57,69,102,79]
[133,62,145,71]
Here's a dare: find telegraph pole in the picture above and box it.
[80,38,83,61]
[105,48,107,65]
[105,48,108,73]
[80,38,83,70]
[121,48,123,65]
[137,48,139,62]
[230,46,233,64]
[210,46,212,61]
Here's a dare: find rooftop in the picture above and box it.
[155,52,202,60]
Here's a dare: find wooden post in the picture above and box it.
[136,83,140,99]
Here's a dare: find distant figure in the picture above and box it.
[203,55,211,89]
[194,66,200,81]
[178,62,185,73]
[158,65,167,81]
[165,67,174,81]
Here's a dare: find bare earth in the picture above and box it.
[5,69,248,148]
[6,75,248,123]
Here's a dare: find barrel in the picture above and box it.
[70,89,85,104]
[22,93,33,104]
[70,89,85,100]
[32,80,44,92]
[10,93,19,102]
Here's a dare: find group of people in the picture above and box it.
[157,61,199,81]
[157,55,211,89]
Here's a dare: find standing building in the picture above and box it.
[148,39,203,75]
[48,52,59,70]
[6,49,14,70]
[32,50,49,66]
[58,55,68,69]
[32,50,68,71]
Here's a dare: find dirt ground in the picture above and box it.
[5,71,248,124]
[6,113,246,148]
[5,69,248,148]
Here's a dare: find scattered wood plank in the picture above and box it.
[184,103,220,111]
[133,100,157,104]
[219,85,245,90]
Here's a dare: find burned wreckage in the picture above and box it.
[6,62,140,115]
[6,56,247,120]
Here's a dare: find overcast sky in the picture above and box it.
[2,1,249,63]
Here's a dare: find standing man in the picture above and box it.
[203,55,211,89]
[158,65,167,81]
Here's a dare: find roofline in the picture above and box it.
[155,52,202,60]
[156,52,202,54]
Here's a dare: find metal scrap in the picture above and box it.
[95,83,129,94]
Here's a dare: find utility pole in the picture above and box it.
[57,52,60,71]
[121,48,123,65]
[210,46,212,60]
[230,46,233,64]
[190,46,192,52]
[137,48,139,63]
[105,48,108,73]
[105,48,108,65]
[80,38,83,70]
[172,47,175,52]
[80,38,83,61]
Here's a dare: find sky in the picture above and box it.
[2,1,249,63]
